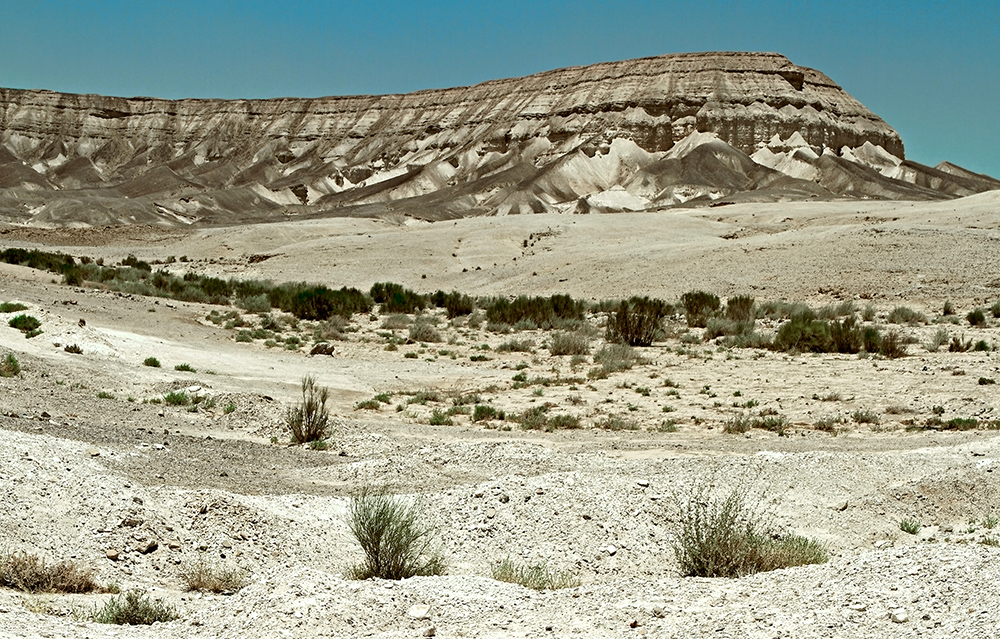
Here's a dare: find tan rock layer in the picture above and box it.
[0,51,902,172]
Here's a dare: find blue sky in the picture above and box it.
[1,0,997,176]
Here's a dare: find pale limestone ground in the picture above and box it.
[1,194,1000,637]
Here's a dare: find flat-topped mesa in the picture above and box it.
[0,52,900,169]
[7,51,989,226]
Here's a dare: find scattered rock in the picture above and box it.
[135,539,158,554]
[408,604,431,620]
[637,479,650,487]
[833,500,848,511]
[890,609,909,623]
[87,447,100,457]
[105,549,119,561]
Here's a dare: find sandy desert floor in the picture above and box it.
[1,194,1000,637]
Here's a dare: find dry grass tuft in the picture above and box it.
[0,550,100,594]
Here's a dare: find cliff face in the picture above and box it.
[0,51,992,226]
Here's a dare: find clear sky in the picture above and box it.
[1,0,997,177]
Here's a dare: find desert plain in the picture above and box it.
[1,191,999,638]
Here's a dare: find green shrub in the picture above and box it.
[409,320,443,343]
[980,377,997,386]
[431,290,475,318]
[163,391,189,406]
[181,559,249,593]
[371,282,426,314]
[63,343,83,354]
[473,405,500,422]
[547,331,590,356]
[346,488,446,580]
[381,313,412,329]
[269,282,372,320]
[605,297,668,346]
[355,399,381,410]
[174,363,196,372]
[0,302,28,313]
[943,300,955,316]
[8,314,40,333]
[851,409,880,424]
[592,343,638,375]
[496,338,534,352]
[899,519,921,535]
[143,357,161,368]
[0,550,100,593]
[92,590,178,625]
[595,415,638,431]
[991,300,1000,318]
[725,295,756,323]
[491,558,580,590]
[968,308,987,327]
[0,353,19,377]
[428,409,453,426]
[887,306,926,324]
[485,294,585,329]
[681,291,720,327]
[235,294,271,313]
[286,375,330,443]
[672,481,827,578]
[773,316,831,352]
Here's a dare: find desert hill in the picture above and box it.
[1,51,997,227]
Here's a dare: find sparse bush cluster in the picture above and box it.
[605,296,670,346]
[92,590,179,625]
[286,375,331,443]
[346,488,446,580]
[0,550,101,594]
[672,481,828,578]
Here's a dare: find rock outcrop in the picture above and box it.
[0,51,994,226]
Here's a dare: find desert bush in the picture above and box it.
[887,306,926,325]
[473,405,501,422]
[0,550,100,593]
[174,363,195,373]
[64,343,83,354]
[671,481,827,578]
[8,314,40,333]
[286,375,330,443]
[181,559,249,593]
[143,357,161,368]
[370,282,426,314]
[491,558,580,590]
[381,313,412,329]
[681,290,720,327]
[925,327,950,352]
[851,409,880,424]
[346,488,446,580]
[991,300,1000,318]
[0,302,28,313]
[949,334,973,352]
[496,338,534,352]
[408,320,443,343]
[725,295,756,323]
[595,415,639,431]
[92,590,178,625]
[235,294,271,313]
[547,331,590,356]
[829,317,863,353]
[967,308,987,327]
[592,343,638,375]
[899,519,921,535]
[878,330,907,358]
[431,290,476,318]
[605,297,669,346]
[723,414,753,434]
[428,409,453,426]
[485,294,585,329]
[703,317,753,341]
[269,282,371,320]
[355,399,381,410]
[0,353,19,377]
[163,391,190,406]
[772,316,831,352]
[817,300,856,320]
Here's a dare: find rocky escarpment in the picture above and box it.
[0,51,996,226]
